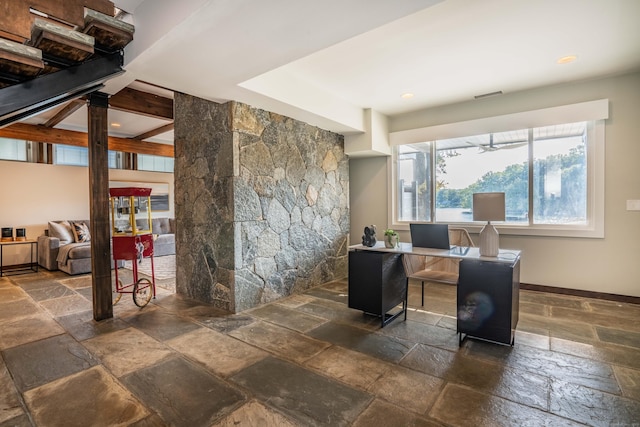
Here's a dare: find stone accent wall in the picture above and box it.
[175,94,349,312]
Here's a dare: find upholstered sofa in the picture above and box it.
[137,218,176,258]
[38,218,175,275]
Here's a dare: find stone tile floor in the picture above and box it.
[1,269,640,426]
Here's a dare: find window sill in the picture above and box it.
[391,221,604,239]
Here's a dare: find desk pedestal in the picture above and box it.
[457,258,520,345]
[348,251,407,327]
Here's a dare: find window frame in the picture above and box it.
[388,101,607,238]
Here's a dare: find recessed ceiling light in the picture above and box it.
[110,122,121,128]
[557,55,577,64]
[401,93,414,99]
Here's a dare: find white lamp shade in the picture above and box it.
[473,192,505,222]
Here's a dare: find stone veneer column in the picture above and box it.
[174,94,349,312]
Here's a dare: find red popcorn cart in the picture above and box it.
[109,187,156,307]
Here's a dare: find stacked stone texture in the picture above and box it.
[175,94,348,312]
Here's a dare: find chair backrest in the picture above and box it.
[402,253,425,277]
[403,228,474,282]
[449,228,474,247]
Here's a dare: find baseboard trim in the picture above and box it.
[520,283,640,305]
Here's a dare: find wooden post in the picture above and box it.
[87,92,113,321]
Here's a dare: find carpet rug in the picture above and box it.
[123,255,175,280]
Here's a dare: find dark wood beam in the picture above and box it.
[0,30,25,44]
[36,142,45,163]
[44,99,85,127]
[109,87,173,120]
[124,152,137,170]
[112,137,173,157]
[133,122,174,140]
[0,0,114,41]
[0,123,174,157]
[35,141,53,164]
[87,91,112,321]
[46,142,52,164]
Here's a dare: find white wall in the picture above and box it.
[350,71,640,297]
[349,156,389,243]
[0,161,174,265]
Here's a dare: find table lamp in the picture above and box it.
[473,192,505,257]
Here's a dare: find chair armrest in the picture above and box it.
[38,234,60,249]
[37,235,61,270]
[402,254,425,276]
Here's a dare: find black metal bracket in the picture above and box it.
[88,91,110,108]
[0,51,124,128]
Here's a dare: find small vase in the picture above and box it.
[384,233,399,249]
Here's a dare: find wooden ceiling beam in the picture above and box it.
[112,137,173,157]
[44,98,85,127]
[109,87,173,120]
[0,0,115,41]
[132,122,174,141]
[0,122,173,157]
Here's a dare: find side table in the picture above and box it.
[0,240,39,277]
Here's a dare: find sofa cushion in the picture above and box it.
[67,243,92,259]
[48,221,74,244]
[153,233,175,257]
[152,218,172,235]
[71,221,91,243]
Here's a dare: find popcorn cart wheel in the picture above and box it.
[109,187,156,308]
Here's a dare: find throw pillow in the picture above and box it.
[71,222,91,243]
[48,221,74,244]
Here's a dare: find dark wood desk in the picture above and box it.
[348,242,521,345]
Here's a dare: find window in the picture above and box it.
[430,122,587,226]
[54,145,119,168]
[138,154,174,173]
[433,129,530,224]
[389,100,607,237]
[108,151,119,169]
[394,121,592,231]
[54,145,88,166]
[0,138,28,161]
[532,123,587,225]
[397,143,433,222]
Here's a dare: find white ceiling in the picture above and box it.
[34,0,640,141]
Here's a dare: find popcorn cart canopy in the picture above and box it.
[109,187,153,237]
[109,187,152,197]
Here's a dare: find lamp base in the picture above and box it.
[479,222,499,257]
